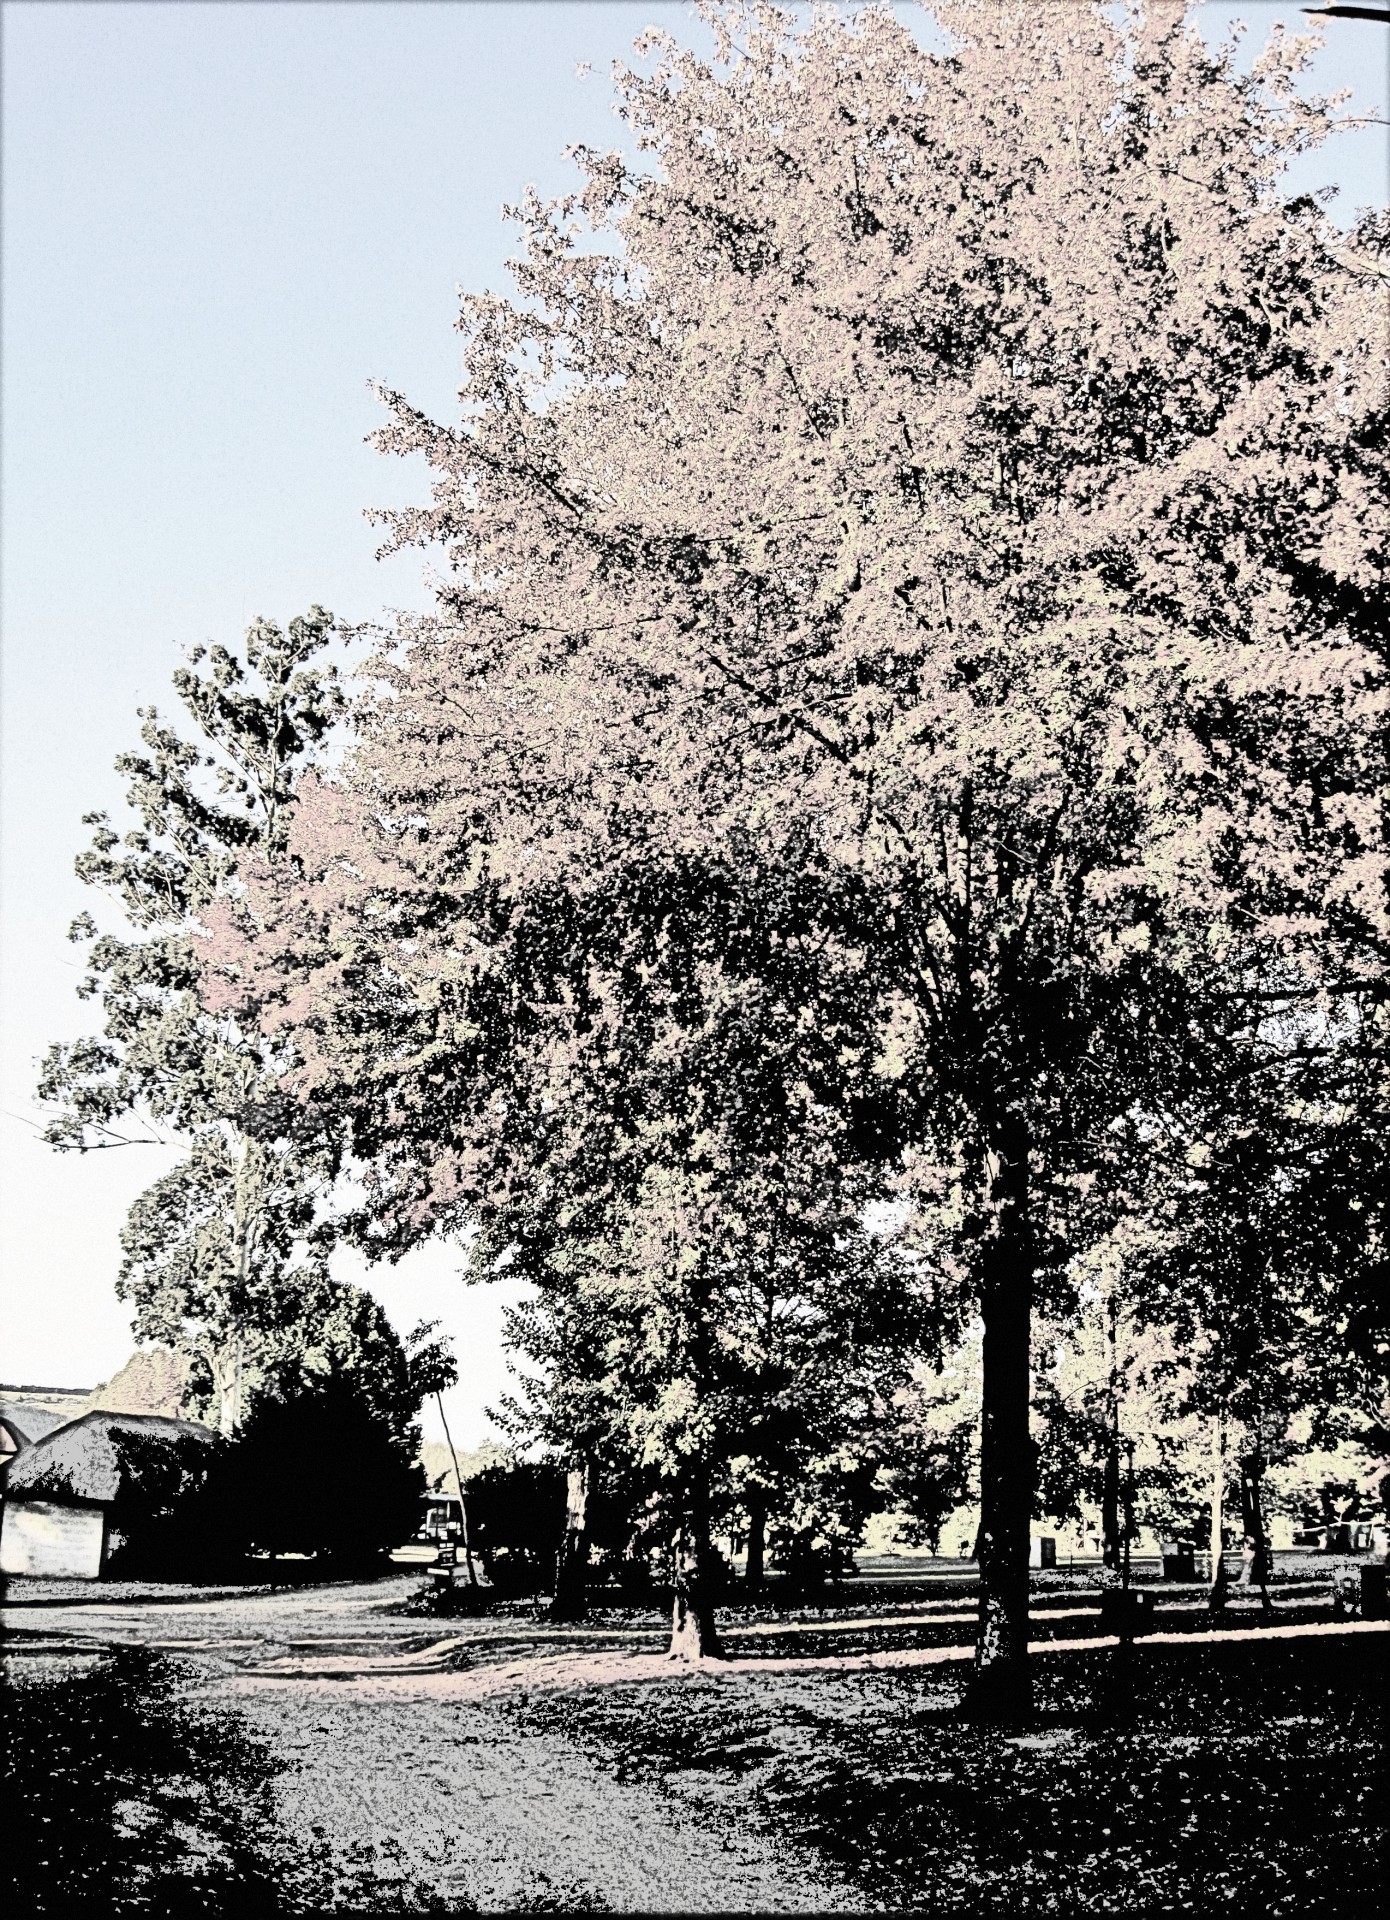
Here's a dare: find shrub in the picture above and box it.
[213,1376,424,1569]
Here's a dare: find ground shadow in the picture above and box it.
[505,1631,1387,1915]
[2,1647,454,1912]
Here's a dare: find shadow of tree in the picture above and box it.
[505,1634,1388,1915]
[2,1648,454,1912]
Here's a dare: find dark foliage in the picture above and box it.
[210,1376,424,1568]
[466,1461,567,1591]
[877,1418,977,1556]
[764,1524,860,1592]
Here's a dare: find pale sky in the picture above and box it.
[2,1,1386,1447]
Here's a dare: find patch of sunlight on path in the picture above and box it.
[223,1616,1390,1704]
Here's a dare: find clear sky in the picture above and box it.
[2,2,1386,1445]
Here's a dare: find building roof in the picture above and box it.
[1,1410,215,1506]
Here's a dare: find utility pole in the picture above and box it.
[436,1392,478,1589]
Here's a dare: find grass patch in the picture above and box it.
[504,1633,1387,1914]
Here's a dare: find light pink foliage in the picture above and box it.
[204,0,1387,1235]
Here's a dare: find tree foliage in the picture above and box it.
[212,1373,426,1566]
[39,612,360,1433]
[201,2,1386,1696]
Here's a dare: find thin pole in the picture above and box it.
[436,1392,478,1588]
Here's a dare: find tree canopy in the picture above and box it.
[193,0,1384,1698]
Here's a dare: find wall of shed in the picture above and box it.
[1,1499,105,1579]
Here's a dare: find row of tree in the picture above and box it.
[44,2,1386,1719]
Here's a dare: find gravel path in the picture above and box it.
[12,1571,1375,1911]
[231,1679,862,1912]
[4,1575,862,1912]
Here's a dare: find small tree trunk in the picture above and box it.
[966,1118,1034,1725]
[1318,1483,1338,1554]
[1101,1445,1122,1572]
[1101,1293,1122,1573]
[668,1465,721,1662]
[1238,1455,1273,1614]
[745,1494,767,1589]
[551,1461,592,1621]
[1208,1414,1228,1615]
[226,1126,261,1439]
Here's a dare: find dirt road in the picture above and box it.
[11,1570,1379,1911]
[3,1574,863,1912]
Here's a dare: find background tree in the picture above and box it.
[39,611,351,1432]
[467,945,925,1650]
[1128,1001,1390,1608]
[212,1372,426,1569]
[875,1337,981,1558]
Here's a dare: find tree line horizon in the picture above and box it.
[39,1,1387,1720]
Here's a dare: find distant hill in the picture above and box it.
[86,1349,192,1420]
[419,1439,509,1492]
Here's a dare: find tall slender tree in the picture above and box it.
[39,611,356,1431]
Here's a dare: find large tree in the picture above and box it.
[206,1,1385,1714]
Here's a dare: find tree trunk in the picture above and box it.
[745,1493,767,1590]
[668,1464,721,1662]
[551,1461,592,1620]
[225,1127,261,1439]
[1318,1482,1338,1554]
[211,1339,243,1440]
[1238,1454,1273,1614]
[966,1116,1034,1725]
[1101,1292,1122,1573]
[1208,1413,1228,1614]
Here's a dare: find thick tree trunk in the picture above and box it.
[551,1461,592,1621]
[668,1465,721,1662]
[966,1117,1034,1725]
[211,1339,244,1440]
[1208,1414,1228,1614]
[745,1494,767,1589]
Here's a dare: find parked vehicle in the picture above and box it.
[416,1493,464,1544]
